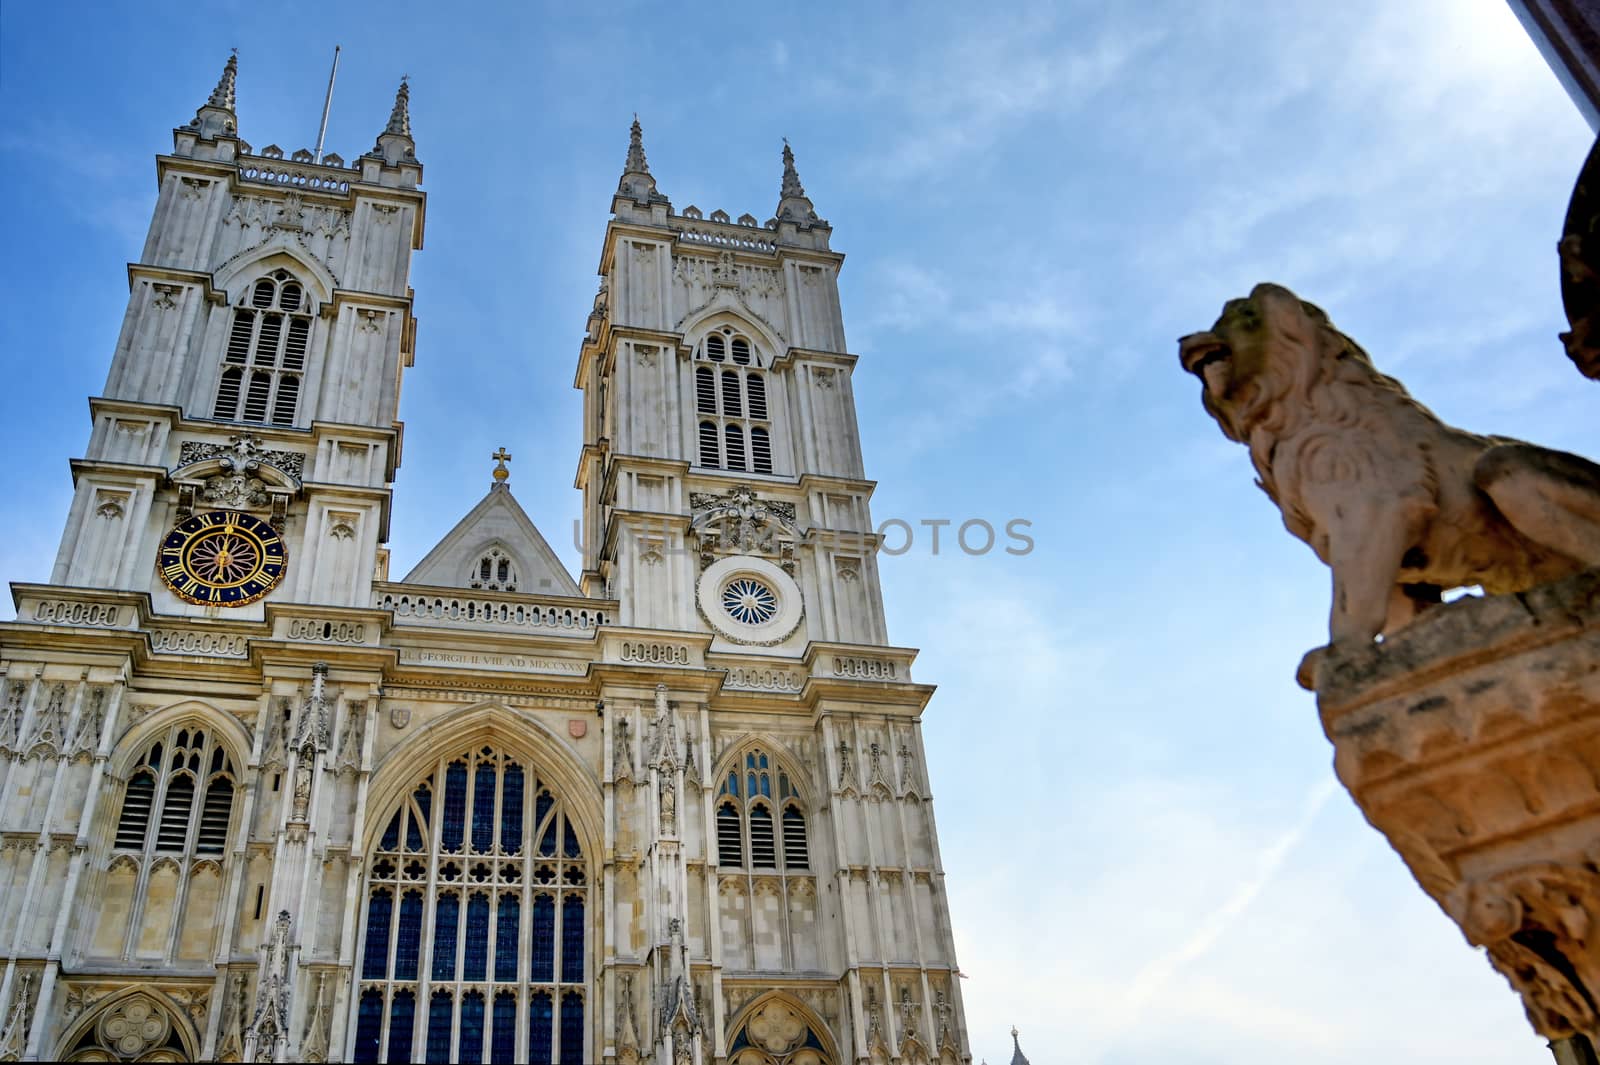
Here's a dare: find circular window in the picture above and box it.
[722,577,778,625]
[697,556,805,646]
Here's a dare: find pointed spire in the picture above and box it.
[209,52,238,110]
[1009,1026,1031,1065]
[774,138,821,224]
[369,75,419,168]
[781,141,806,199]
[614,115,668,209]
[625,114,650,175]
[386,77,412,138]
[187,51,239,141]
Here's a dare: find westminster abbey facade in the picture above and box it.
[0,58,972,1064]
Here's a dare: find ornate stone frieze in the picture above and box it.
[286,617,367,644]
[177,433,305,486]
[620,640,690,665]
[723,666,803,692]
[831,655,899,681]
[32,600,122,627]
[150,629,250,658]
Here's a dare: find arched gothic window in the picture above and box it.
[715,749,808,871]
[695,328,773,474]
[213,269,311,427]
[468,547,521,592]
[113,726,237,857]
[353,747,589,1065]
[91,724,239,963]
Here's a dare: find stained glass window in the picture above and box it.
[465,893,490,981]
[460,990,485,1065]
[496,895,520,981]
[387,990,415,1064]
[559,991,584,1065]
[492,991,518,1064]
[353,989,384,1064]
[529,990,553,1065]
[433,894,459,980]
[355,747,588,1064]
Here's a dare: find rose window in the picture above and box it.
[722,578,779,625]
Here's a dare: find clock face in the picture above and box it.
[157,510,287,606]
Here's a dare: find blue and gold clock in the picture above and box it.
[157,510,287,606]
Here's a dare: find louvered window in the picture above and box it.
[114,729,237,856]
[693,329,776,472]
[699,421,720,467]
[271,376,300,426]
[101,724,240,961]
[114,771,157,849]
[196,777,234,854]
[213,269,313,427]
[750,427,772,474]
[716,749,809,876]
[782,805,809,869]
[243,371,272,421]
[212,368,243,418]
[156,773,195,851]
[749,805,776,867]
[696,367,716,414]
[716,801,743,866]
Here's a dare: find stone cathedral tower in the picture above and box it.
[0,58,973,1065]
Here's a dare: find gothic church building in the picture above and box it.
[0,58,972,1065]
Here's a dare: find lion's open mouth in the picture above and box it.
[1179,331,1232,376]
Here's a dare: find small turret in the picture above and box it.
[769,140,830,249]
[371,77,416,164]
[187,52,239,141]
[775,141,818,221]
[361,77,423,188]
[612,116,671,221]
[1009,1026,1031,1065]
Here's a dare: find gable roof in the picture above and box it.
[401,485,580,596]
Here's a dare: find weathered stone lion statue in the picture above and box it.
[1179,283,1600,661]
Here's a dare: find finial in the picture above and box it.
[208,52,238,111]
[188,51,240,140]
[781,141,806,199]
[1011,1027,1019,1042]
[385,77,412,137]
[490,447,512,485]
[625,115,650,174]
[775,139,820,223]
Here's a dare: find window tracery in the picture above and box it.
[353,747,588,1065]
[726,997,834,1065]
[695,328,773,474]
[468,546,521,592]
[212,269,310,427]
[95,724,238,964]
[715,749,808,871]
[59,991,194,1062]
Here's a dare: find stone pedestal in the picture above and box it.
[1313,569,1600,1050]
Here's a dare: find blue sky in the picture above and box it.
[2,2,1596,1062]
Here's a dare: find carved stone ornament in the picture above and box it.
[177,433,305,486]
[1179,283,1600,677]
[389,705,411,729]
[203,472,270,510]
[1314,568,1600,1047]
[0,971,34,1060]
